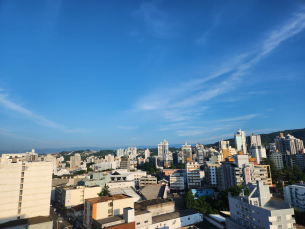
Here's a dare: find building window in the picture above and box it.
[277,216,281,222]
[188,217,190,220]
[137,222,140,225]
[144,220,148,223]
[108,202,113,207]
[108,209,113,214]
[278,225,282,229]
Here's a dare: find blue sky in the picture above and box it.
[1,0,305,150]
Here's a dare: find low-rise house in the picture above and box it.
[83,194,134,229]
[139,175,157,188]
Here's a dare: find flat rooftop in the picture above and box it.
[152,209,198,224]
[86,194,130,204]
[140,184,165,200]
[94,215,123,225]
[134,199,172,211]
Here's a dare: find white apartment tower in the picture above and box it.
[219,138,230,150]
[158,139,169,162]
[144,149,150,159]
[234,128,247,154]
[0,154,53,224]
[116,148,125,157]
[70,153,81,169]
[247,133,262,148]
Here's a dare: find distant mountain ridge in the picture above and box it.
[1,128,304,155]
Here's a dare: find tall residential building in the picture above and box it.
[296,153,305,171]
[227,180,295,229]
[247,133,262,148]
[195,143,204,165]
[270,151,284,169]
[170,172,184,190]
[219,138,230,150]
[250,146,266,164]
[125,147,137,158]
[182,142,192,162]
[144,149,150,159]
[234,128,247,154]
[284,182,305,211]
[204,163,222,188]
[70,153,81,169]
[275,133,304,155]
[0,154,53,224]
[158,139,169,163]
[164,151,173,168]
[186,161,201,189]
[116,148,125,157]
[120,158,131,172]
[221,155,271,189]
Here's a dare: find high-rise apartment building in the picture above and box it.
[182,142,192,162]
[284,182,305,211]
[275,133,304,155]
[70,153,81,169]
[0,154,53,224]
[219,138,230,150]
[234,129,247,154]
[247,133,262,148]
[186,161,201,188]
[158,139,169,164]
[120,158,130,172]
[125,147,137,158]
[204,163,222,188]
[227,180,295,229]
[195,143,204,165]
[170,172,185,190]
[144,149,150,159]
[116,148,125,157]
[270,151,284,169]
[250,146,266,164]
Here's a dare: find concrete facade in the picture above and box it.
[228,180,295,229]
[186,161,200,188]
[0,154,53,224]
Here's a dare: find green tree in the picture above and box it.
[74,170,86,175]
[98,184,110,197]
[216,185,248,211]
[184,191,196,209]
[87,167,93,172]
[142,162,156,174]
[177,163,185,169]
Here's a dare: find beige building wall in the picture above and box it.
[0,159,52,224]
[112,198,134,216]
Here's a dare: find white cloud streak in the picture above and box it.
[0,92,86,133]
[135,9,305,123]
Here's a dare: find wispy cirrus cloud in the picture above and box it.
[209,114,261,123]
[0,91,86,133]
[135,9,305,124]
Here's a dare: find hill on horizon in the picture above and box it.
[0,128,304,155]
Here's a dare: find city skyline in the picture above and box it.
[1,0,305,150]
